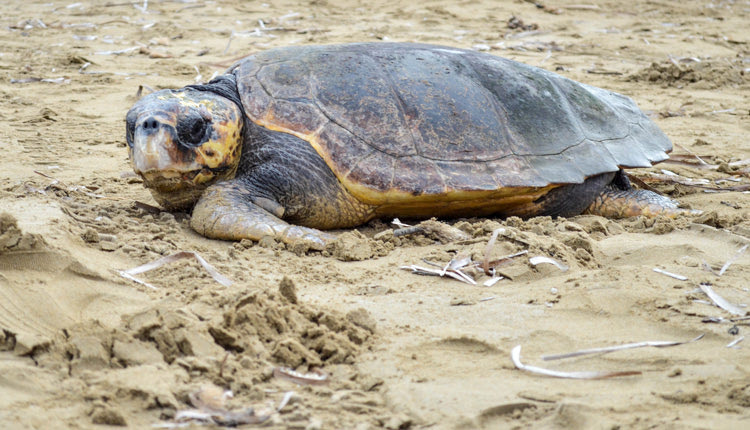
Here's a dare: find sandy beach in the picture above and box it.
[1,0,749,428]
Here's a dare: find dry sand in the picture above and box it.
[1,0,749,428]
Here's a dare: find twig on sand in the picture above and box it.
[674,144,710,166]
[393,226,423,237]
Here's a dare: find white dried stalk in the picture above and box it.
[152,422,191,429]
[94,46,140,55]
[273,367,329,386]
[699,283,746,316]
[702,261,719,276]
[653,267,688,281]
[511,346,641,380]
[118,270,158,290]
[727,337,744,348]
[277,391,295,411]
[391,218,411,228]
[542,334,704,361]
[120,251,233,288]
[174,410,212,422]
[401,264,476,285]
[719,244,748,276]
[560,4,601,10]
[448,255,473,271]
[529,256,569,272]
[481,228,505,275]
[483,276,504,287]
[693,299,715,306]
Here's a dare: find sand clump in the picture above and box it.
[629,60,749,89]
[0,213,45,252]
[30,279,377,427]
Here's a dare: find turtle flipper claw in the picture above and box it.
[281,226,335,251]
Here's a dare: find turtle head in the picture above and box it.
[126,81,244,210]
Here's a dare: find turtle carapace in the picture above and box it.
[126,43,686,249]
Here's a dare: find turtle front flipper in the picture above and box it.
[190,181,334,250]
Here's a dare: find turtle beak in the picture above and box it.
[131,116,176,173]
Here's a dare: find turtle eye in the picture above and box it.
[177,112,208,147]
[125,118,135,148]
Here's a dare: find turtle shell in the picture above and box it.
[232,43,670,205]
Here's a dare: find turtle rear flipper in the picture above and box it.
[584,172,696,218]
[190,181,334,250]
[585,187,687,218]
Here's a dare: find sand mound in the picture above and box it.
[629,60,749,89]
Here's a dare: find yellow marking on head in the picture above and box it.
[195,119,243,171]
[158,92,219,111]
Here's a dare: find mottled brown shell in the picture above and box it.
[232,43,670,205]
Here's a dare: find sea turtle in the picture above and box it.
[126,42,684,250]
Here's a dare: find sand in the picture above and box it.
[1,0,749,428]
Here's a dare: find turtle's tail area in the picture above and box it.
[584,187,699,218]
